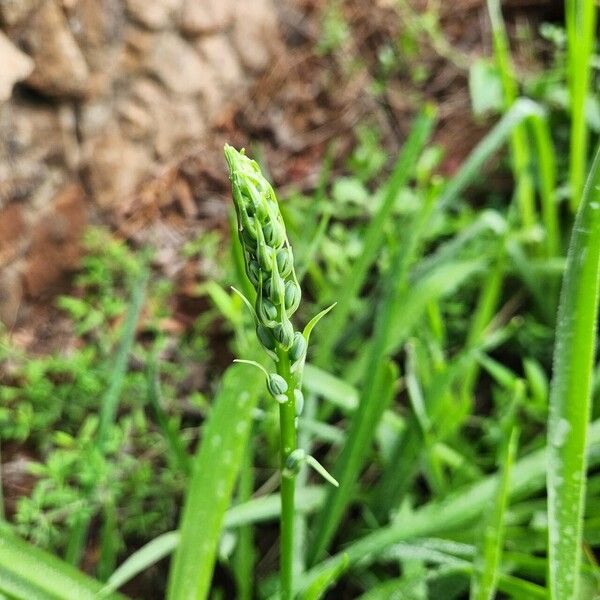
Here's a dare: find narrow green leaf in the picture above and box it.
[147,353,191,477]
[303,303,336,344]
[303,363,359,411]
[201,281,245,329]
[303,363,404,436]
[344,542,547,600]
[476,353,519,391]
[314,106,436,365]
[166,363,263,600]
[224,486,325,529]
[98,261,149,446]
[105,487,327,594]
[506,238,554,323]
[566,0,598,210]
[486,0,536,229]
[68,261,149,568]
[380,259,485,362]
[470,423,519,600]
[529,111,560,259]
[458,250,505,408]
[372,350,473,516]
[100,532,179,597]
[437,98,545,212]
[299,417,600,593]
[233,434,255,600]
[412,209,506,280]
[309,357,399,561]
[547,144,600,599]
[0,530,126,600]
[297,554,349,600]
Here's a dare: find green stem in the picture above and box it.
[276,347,297,600]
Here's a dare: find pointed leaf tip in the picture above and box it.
[303,303,337,342]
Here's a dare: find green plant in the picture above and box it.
[0,229,191,581]
[222,145,337,599]
[3,8,600,597]
[547,143,600,599]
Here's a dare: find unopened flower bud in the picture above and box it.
[257,297,278,323]
[241,221,258,246]
[247,260,261,285]
[267,372,288,395]
[267,373,288,403]
[255,200,268,222]
[258,245,275,272]
[276,247,292,278]
[256,323,276,350]
[284,281,301,312]
[289,332,307,363]
[245,183,268,220]
[273,320,294,348]
[263,221,285,247]
[264,276,284,305]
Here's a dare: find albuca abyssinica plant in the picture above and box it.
[224,144,337,599]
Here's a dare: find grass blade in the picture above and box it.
[437,98,544,212]
[547,144,600,599]
[299,417,600,593]
[314,106,436,366]
[566,0,598,210]
[303,364,359,411]
[166,363,263,600]
[224,486,326,529]
[309,356,398,562]
[311,208,422,557]
[233,434,255,600]
[67,262,149,568]
[0,529,126,600]
[470,420,519,600]
[486,0,536,230]
[357,566,547,600]
[530,112,560,259]
[297,554,349,600]
[372,350,473,516]
[458,252,505,415]
[380,259,485,360]
[97,261,149,446]
[310,181,448,561]
[100,532,179,597]
[147,353,191,477]
[104,487,327,594]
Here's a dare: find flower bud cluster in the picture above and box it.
[225,145,303,356]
